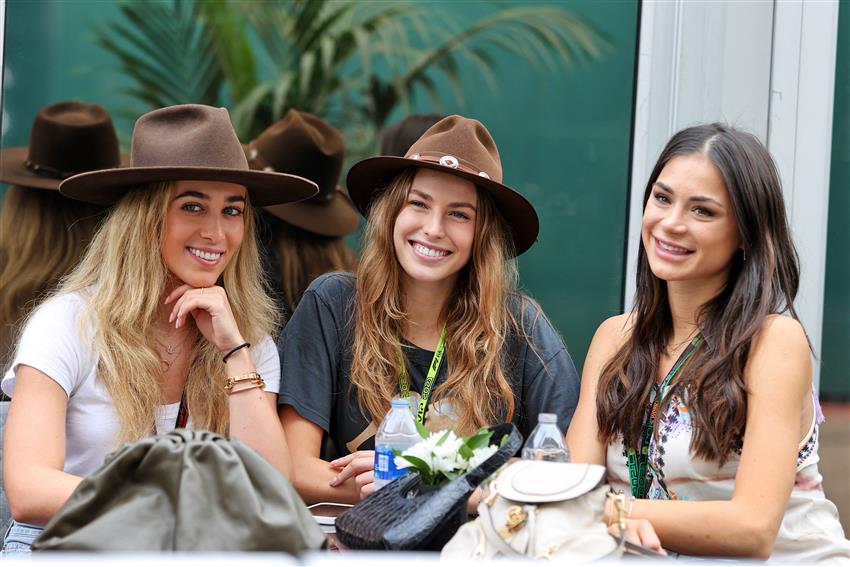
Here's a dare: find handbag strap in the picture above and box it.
[463,423,523,487]
[476,501,526,558]
[477,500,628,561]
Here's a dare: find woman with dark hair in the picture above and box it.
[0,101,115,369]
[245,110,359,317]
[567,123,849,561]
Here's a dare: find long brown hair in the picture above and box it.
[596,123,802,463]
[350,169,521,435]
[259,211,358,316]
[56,182,278,444]
[0,186,105,367]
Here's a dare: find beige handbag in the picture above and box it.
[441,461,624,561]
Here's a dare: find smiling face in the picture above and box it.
[392,168,478,289]
[161,180,247,288]
[641,154,742,288]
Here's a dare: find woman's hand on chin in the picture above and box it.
[165,284,244,352]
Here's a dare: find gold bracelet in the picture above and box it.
[606,491,628,532]
[224,372,263,394]
[228,380,265,395]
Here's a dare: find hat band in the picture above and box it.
[246,143,333,204]
[24,159,75,180]
[407,151,493,180]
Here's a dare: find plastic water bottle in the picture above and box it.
[373,398,421,489]
[521,413,570,462]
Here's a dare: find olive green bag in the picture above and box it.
[32,430,325,552]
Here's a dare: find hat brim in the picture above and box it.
[347,156,539,256]
[0,147,130,190]
[59,166,318,207]
[265,187,361,237]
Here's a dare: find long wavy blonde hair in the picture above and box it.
[0,186,104,368]
[350,169,521,435]
[57,181,278,444]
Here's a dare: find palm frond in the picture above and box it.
[95,0,224,116]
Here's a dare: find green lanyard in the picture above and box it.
[398,326,447,425]
[627,336,701,499]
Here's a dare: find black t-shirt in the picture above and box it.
[276,272,580,457]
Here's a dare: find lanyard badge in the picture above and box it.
[398,325,447,425]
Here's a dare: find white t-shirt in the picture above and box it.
[1,291,280,478]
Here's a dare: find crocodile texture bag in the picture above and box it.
[335,423,522,551]
[442,460,624,561]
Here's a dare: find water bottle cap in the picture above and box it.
[538,413,557,423]
[391,398,410,408]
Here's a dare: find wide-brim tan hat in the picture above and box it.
[245,109,360,236]
[347,115,539,256]
[0,100,128,190]
[60,104,318,207]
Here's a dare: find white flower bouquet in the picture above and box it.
[394,424,505,486]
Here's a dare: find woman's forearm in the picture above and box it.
[631,498,778,558]
[6,466,82,526]
[226,349,292,479]
[292,455,362,505]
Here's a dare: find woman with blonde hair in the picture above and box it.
[1,104,317,554]
[0,101,119,368]
[277,115,580,504]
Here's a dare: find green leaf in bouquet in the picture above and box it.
[442,470,461,481]
[458,443,473,461]
[396,454,432,478]
[499,433,510,447]
[415,420,430,439]
[463,428,493,451]
[435,429,451,446]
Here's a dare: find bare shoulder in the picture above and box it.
[747,314,811,392]
[583,313,634,377]
[751,314,809,359]
[592,313,634,349]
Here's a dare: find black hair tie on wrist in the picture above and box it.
[222,342,251,363]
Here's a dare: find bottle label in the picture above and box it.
[373,444,405,482]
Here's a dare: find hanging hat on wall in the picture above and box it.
[0,100,127,190]
[245,109,360,237]
[347,114,539,256]
[60,104,318,206]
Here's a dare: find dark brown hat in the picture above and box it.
[60,104,318,206]
[0,100,126,190]
[347,115,539,256]
[245,110,360,237]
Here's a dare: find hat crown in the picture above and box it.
[26,101,121,176]
[248,109,343,203]
[405,115,503,183]
[130,105,249,171]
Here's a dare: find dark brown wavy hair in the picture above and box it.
[258,211,358,317]
[596,123,803,464]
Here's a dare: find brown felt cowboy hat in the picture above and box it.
[347,115,539,256]
[245,110,360,237]
[60,104,318,206]
[0,100,127,190]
